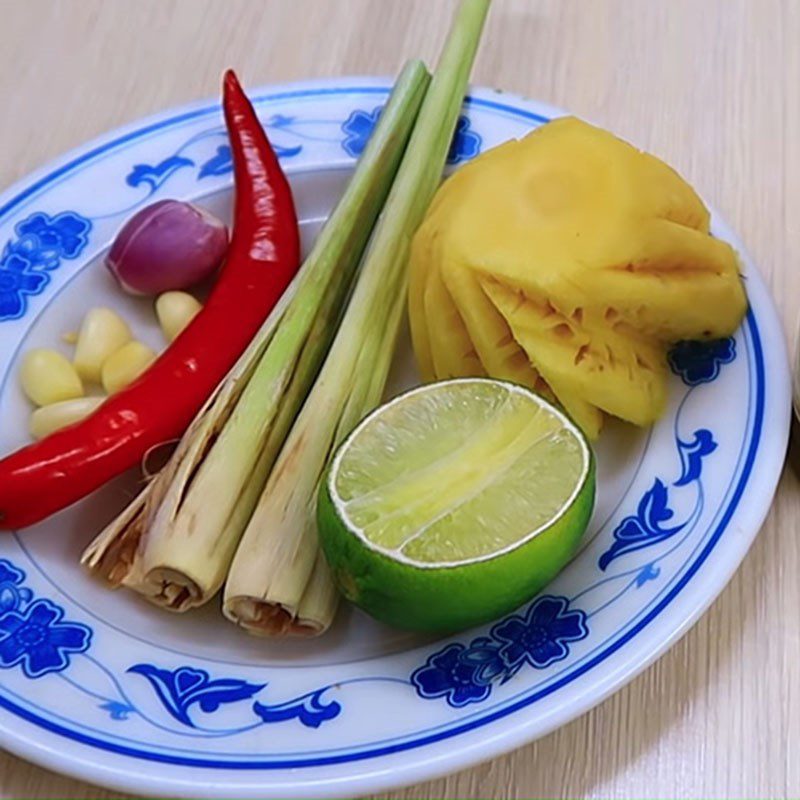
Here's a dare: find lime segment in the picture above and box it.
[337,384,586,563]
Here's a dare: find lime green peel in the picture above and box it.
[319,379,595,633]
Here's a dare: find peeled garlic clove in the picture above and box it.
[155,291,202,342]
[74,308,133,382]
[61,331,78,345]
[19,348,84,407]
[101,341,157,395]
[30,397,106,440]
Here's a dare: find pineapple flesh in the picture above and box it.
[408,117,747,438]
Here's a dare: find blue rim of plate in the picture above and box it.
[0,80,778,776]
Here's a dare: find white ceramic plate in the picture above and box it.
[0,77,789,798]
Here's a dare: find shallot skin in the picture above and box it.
[106,200,229,295]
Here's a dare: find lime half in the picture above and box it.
[318,378,595,633]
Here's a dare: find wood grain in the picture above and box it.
[0,1,797,797]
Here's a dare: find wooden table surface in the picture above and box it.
[0,1,797,797]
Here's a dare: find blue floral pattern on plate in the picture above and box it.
[412,643,493,707]
[0,600,91,679]
[340,106,482,163]
[126,155,195,193]
[0,211,91,321]
[341,106,382,158]
[14,212,92,262]
[128,664,265,727]
[493,596,589,669]
[598,422,719,571]
[597,339,737,571]
[668,338,737,385]
[0,560,91,679]
[0,562,32,613]
[0,250,49,321]
[198,145,233,179]
[412,596,589,708]
[675,429,717,486]
[447,115,482,163]
[252,688,342,729]
[127,664,342,730]
[598,478,687,570]
[196,141,302,181]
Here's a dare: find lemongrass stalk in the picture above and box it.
[212,257,361,555]
[223,0,491,635]
[292,297,408,633]
[82,61,430,608]
[292,552,338,635]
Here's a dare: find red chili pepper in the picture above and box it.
[0,70,300,530]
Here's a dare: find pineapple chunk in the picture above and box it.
[408,117,747,436]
